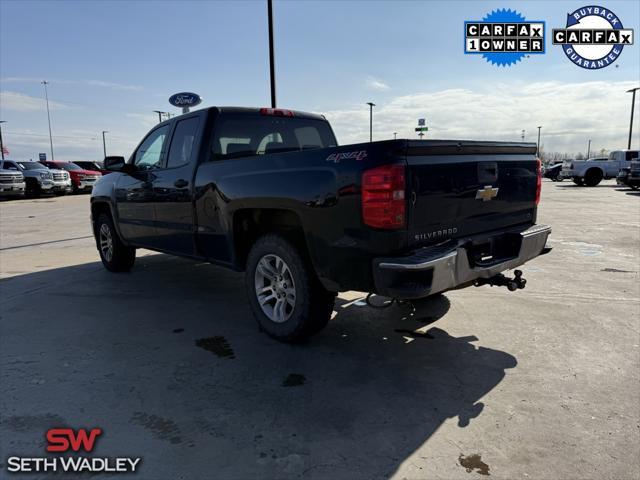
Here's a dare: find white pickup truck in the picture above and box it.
[561,150,640,186]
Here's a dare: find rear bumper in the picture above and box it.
[373,224,551,299]
[559,169,574,178]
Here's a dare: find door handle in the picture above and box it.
[174,179,188,188]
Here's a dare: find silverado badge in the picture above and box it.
[475,185,499,201]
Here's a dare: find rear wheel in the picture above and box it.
[245,234,335,342]
[95,213,136,272]
[584,169,603,187]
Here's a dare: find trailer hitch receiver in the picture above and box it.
[474,270,526,291]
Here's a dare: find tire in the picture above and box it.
[631,185,639,191]
[584,169,603,187]
[245,234,336,342]
[95,213,136,272]
[572,177,584,186]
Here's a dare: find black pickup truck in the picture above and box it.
[91,107,551,341]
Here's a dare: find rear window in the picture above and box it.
[211,114,337,160]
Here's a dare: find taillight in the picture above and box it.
[535,158,542,205]
[362,164,406,229]
[259,108,294,117]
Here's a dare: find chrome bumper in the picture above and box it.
[373,224,551,299]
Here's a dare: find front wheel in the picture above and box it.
[245,234,336,342]
[95,213,136,272]
[584,169,603,187]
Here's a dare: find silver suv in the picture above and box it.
[0,165,26,198]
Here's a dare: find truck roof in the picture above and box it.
[159,106,327,124]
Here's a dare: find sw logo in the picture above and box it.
[553,5,634,69]
[46,427,102,452]
[464,8,545,67]
[5,427,141,474]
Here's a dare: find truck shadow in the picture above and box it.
[0,254,517,479]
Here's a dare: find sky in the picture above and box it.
[1,0,639,162]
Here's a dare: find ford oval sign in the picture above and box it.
[169,92,202,108]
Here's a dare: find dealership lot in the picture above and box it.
[0,181,638,479]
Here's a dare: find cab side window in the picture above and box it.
[134,125,170,170]
[167,117,200,168]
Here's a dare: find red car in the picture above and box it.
[39,161,102,193]
[72,161,111,176]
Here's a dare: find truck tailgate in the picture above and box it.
[405,141,538,248]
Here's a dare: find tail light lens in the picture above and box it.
[535,158,542,205]
[362,164,406,229]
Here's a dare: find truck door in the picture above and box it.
[149,114,202,255]
[115,124,170,248]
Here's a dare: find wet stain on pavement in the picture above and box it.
[1,414,65,432]
[601,268,634,273]
[195,336,235,359]
[459,453,490,476]
[130,412,182,444]
[173,328,184,333]
[282,374,306,387]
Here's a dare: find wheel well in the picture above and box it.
[90,202,111,235]
[233,209,308,270]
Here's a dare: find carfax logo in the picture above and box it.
[464,8,545,66]
[552,5,634,69]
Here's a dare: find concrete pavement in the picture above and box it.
[0,181,638,479]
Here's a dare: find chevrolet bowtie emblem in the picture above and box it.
[475,185,499,201]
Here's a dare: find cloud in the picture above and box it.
[322,80,639,154]
[365,77,390,91]
[1,77,142,91]
[85,80,142,91]
[0,91,73,112]
[1,129,141,162]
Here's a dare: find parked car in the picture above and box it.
[73,161,110,175]
[1,160,54,197]
[39,161,101,193]
[0,165,26,198]
[627,160,640,190]
[543,162,563,181]
[617,167,631,187]
[561,150,640,186]
[91,106,551,342]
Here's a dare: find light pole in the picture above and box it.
[626,87,640,150]
[153,110,167,123]
[0,121,6,161]
[536,126,541,156]
[102,131,108,158]
[267,0,276,108]
[393,132,398,140]
[366,102,375,142]
[42,81,54,160]
[587,139,591,158]
[521,129,525,141]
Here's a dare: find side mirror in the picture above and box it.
[104,156,127,172]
